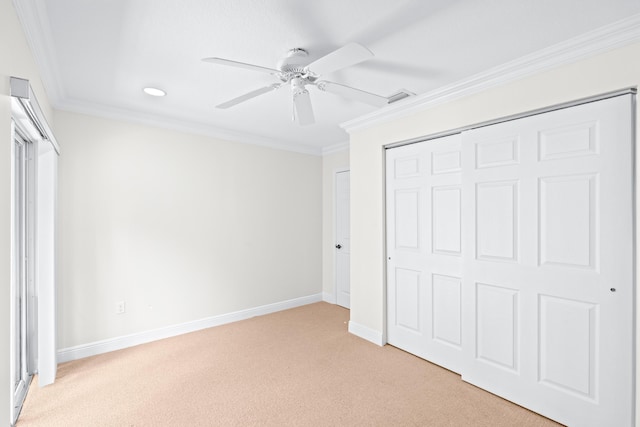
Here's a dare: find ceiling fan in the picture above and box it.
[202,43,389,126]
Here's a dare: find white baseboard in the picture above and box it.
[322,292,336,304]
[57,293,323,363]
[348,320,385,346]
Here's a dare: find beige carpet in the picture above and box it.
[18,302,561,426]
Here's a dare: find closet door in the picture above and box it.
[460,94,634,426]
[386,133,463,373]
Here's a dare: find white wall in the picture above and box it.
[0,0,54,424]
[347,41,640,420]
[321,149,349,302]
[55,110,322,349]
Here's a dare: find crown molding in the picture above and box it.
[17,0,639,154]
[12,0,323,156]
[56,99,323,156]
[321,140,349,156]
[342,13,640,133]
[12,0,65,104]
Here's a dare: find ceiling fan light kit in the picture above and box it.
[203,42,394,125]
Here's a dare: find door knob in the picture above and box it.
[335,244,342,249]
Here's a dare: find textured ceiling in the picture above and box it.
[15,0,640,154]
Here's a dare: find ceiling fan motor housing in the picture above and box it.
[278,48,313,80]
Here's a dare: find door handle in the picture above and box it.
[335,244,342,249]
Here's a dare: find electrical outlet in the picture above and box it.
[116,301,125,314]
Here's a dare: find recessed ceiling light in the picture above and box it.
[143,87,166,97]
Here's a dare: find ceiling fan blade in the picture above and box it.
[216,84,282,109]
[202,57,280,75]
[317,81,388,107]
[305,42,373,76]
[293,89,315,126]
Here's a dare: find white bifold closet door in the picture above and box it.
[386,94,634,427]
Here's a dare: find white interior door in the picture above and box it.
[336,170,351,308]
[461,94,634,427]
[385,93,634,426]
[386,134,463,373]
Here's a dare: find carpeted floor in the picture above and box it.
[17,302,562,426]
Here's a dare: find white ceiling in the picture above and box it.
[16,0,640,154]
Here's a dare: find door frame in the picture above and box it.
[10,121,36,426]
